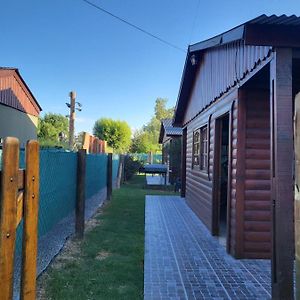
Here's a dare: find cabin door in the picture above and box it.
[212,114,230,247]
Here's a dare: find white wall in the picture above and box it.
[0,104,38,148]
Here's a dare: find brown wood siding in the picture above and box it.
[229,100,238,256]
[186,117,213,230]
[183,42,272,125]
[243,89,271,258]
[185,91,236,234]
[0,71,40,116]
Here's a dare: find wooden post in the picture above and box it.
[116,155,124,189]
[68,91,76,149]
[295,92,300,299]
[21,140,40,300]
[181,128,187,197]
[75,149,86,238]
[0,137,19,300]
[107,153,113,200]
[270,48,294,299]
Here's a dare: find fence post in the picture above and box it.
[107,153,113,200]
[21,140,40,300]
[116,155,124,189]
[76,149,86,238]
[0,137,19,300]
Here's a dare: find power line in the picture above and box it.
[188,0,201,44]
[83,0,186,53]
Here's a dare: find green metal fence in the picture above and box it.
[129,153,162,164]
[112,154,120,182]
[86,153,107,199]
[0,149,121,257]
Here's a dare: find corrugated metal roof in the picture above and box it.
[249,14,300,26]
[173,14,300,126]
[190,14,300,53]
[162,119,182,136]
[0,67,42,114]
[159,118,182,143]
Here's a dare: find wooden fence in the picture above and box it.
[0,137,39,300]
[82,132,106,154]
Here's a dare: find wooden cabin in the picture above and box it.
[0,67,42,147]
[174,14,300,266]
[159,119,182,184]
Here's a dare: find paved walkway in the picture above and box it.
[144,195,271,300]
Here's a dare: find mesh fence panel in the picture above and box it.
[1,149,116,258]
[85,153,107,199]
[112,154,120,181]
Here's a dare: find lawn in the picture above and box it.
[40,175,177,300]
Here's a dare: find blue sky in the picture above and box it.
[0,0,299,133]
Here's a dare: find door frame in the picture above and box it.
[212,112,231,249]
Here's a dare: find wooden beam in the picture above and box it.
[0,169,25,190]
[20,140,40,300]
[235,91,247,258]
[75,149,86,239]
[245,24,300,48]
[294,92,300,299]
[181,128,187,198]
[0,137,19,300]
[270,48,294,299]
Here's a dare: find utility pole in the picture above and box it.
[68,91,76,149]
[66,91,82,150]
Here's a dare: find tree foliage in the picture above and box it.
[131,98,174,153]
[37,113,69,148]
[93,118,131,153]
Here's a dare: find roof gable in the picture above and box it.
[159,118,182,143]
[174,14,300,126]
[0,68,42,116]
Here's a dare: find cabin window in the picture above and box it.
[200,125,208,171]
[192,130,200,166]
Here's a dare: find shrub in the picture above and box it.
[124,156,143,181]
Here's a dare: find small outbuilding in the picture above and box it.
[0,67,42,147]
[159,118,182,184]
[173,16,300,295]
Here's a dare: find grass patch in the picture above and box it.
[39,175,177,300]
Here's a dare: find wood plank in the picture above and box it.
[18,169,25,190]
[0,137,19,300]
[0,169,24,190]
[295,92,300,300]
[20,140,40,300]
[235,91,246,258]
[16,191,24,227]
[270,48,294,300]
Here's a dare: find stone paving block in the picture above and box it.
[144,195,272,300]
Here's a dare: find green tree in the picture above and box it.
[131,98,174,153]
[38,113,69,148]
[93,118,131,153]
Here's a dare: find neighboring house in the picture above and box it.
[158,118,182,184]
[173,14,300,262]
[0,67,42,147]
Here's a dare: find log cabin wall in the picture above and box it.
[243,89,271,258]
[229,100,238,256]
[228,87,271,259]
[185,91,237,233]
[186,116,213,229]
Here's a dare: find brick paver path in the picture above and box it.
[144,195,271,300]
